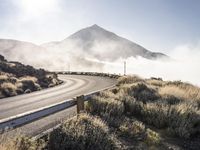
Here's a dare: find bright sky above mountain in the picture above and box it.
[0,0,200,53]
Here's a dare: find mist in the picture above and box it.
[1,28,200,86]
[99,43,200,86]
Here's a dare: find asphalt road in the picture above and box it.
[0,75,117,120]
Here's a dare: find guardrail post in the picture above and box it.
[77,95,85,114]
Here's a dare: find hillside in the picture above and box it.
[0,39,49,68]
[1,75,200,150]
[0,55,61,98]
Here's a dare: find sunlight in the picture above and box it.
[20,0,57,15]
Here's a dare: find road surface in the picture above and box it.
[0,75,117,120]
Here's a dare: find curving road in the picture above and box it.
[0,75,117,120]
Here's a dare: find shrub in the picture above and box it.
[144,129,161,145]
[118,75,144,85]
[167,103,200,138]
[99,90,118,99]
[165,82,200,102]
[121,95,144,116]
[119,118,146,140]
[48,113,118,150]
[19,76,39,92]
[0,82,17,96]
[159,85,188,101]
[141,103,169,128]
[0,136,43,150]
[146,79,165,87]
[86,96,124,119]
[122,95,169,128]
[160,95,182,105]
[87,75,200,140]
[123,83,160,102]
[0,75,8,83]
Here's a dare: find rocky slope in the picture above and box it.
[0,55,61,98]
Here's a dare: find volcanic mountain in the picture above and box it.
[42,24,168,61]
[0,24,168,71]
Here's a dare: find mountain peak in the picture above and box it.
[88,24,105,31]
[90,24,101,28]
[56,25,168,61]
[67,24,113,40]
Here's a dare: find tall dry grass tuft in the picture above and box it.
[159,84,200,103]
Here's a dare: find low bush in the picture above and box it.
[146,79,165,87]
[48,113,118,150]
[119,118,146,140]
[86,96,124,119]
[0,82,17,96]
[20,76,40,92]
[117,75,144,85]
[122,83,160,102]
[0,136,44,150]
[144,129,161,145]
[0,54,61,98]
[167,102,200,138]
[0,75,8,83]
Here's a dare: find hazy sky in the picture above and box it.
[0,0,200,53]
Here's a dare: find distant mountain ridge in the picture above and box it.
[0,24,168,71]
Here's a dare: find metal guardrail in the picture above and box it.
[0,84,116,135]
[57,71,121,79]
[32,85,116,140]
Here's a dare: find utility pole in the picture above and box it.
[68,63,70,72]
[124,61,126,75]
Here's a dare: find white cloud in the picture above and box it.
[100,43,200,86]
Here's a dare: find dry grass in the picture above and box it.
[86,96,124,124]
[0,75,40,98]
[0,75,8,81]
[146,79,165,87]
[87,75,200,139]
[121,82,160,102]
[2,75,200,149]
[118,75,144,85]
[159,85,200,102]
[0,55,61,98]
[0,134,44,150]
[0,76,40,97]
[0,82,17,96]
[144,129,161,145]
[0,82,17,90]
[119,117,146,140]
[48,113,119,150]
[19,76,38,83]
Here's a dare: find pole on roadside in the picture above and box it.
[124,61,126,75]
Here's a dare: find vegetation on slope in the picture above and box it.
[0,55,62,98]
[1,75,200,149]
[86,76,200,149]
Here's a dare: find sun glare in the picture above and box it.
[20,0,56,15]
